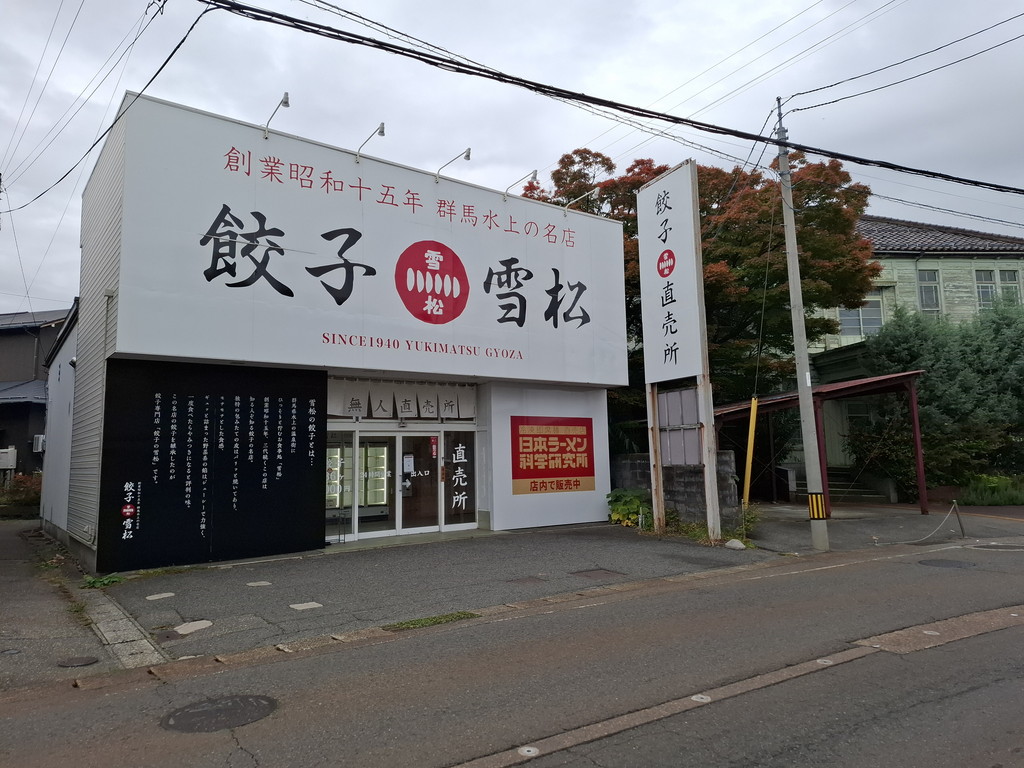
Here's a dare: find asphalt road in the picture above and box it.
[2,538,1023,767]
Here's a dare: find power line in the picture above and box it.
[595,0,889,160]
[0,8,212,216]
[2,0,87,171]
[1,0,67,170]
[295,3,1021,236]
[788,10,1024,103]
[195,0,1024,199]
[309,0,777,177]
[13,8,150,315]
[791,29,1024,113]
[0,290,70,303]
[4,5,160,186]
[7,201,31,316]
[679,0,908,120]
[870,193,1024,231]
[580,0,837,156]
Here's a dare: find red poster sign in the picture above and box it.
[510,416,595,495]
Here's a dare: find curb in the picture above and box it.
[80,588,169,669]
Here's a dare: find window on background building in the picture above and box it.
[917,270,937,319]
[917,271,941,317]
[839,289,883,336]
[845,401,872,430]
[1000,269,1020,303]
[976,269,997,309]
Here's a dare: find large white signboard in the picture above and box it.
[637,161,706,383]
[112,95,627,386]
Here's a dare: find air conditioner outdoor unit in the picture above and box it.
[0,448,16,470]
[32,435,45,453]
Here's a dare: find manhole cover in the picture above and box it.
[918,559,976,569]
[161,695,278,733]
[58,656,99,668]
[969,544,1024,552]
[571,569,625,579]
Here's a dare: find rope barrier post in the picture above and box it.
[952,500,966,539]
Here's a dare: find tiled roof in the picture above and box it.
[0,309,71,331]
[0,380,47,404]
[857,215,1024,254]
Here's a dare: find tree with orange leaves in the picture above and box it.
[524,149,879,405]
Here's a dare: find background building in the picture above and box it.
[0,308,70,478]
[817,215,1024,351]
[812,216,1024,471]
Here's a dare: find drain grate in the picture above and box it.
[918,559,976,569]
[161,695,278,733]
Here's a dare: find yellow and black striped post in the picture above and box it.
[807,493,827,520]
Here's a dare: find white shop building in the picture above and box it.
[41,94,627,572]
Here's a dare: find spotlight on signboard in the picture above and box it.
[355,122,385,163]
[435,148,471,183]
[262,92,290,139]
[564,187,599,216]
[503,170,538,201]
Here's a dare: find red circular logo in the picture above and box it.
[121,504,137,518]
[394,241,470,324]
[657,249,676,278]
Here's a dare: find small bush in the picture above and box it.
[606,488,653,528]
[1,473,42,505]
[958,475,1024,506]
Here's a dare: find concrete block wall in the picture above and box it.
[610,452,741,529]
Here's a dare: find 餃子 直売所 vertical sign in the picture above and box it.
[637,160,708,384]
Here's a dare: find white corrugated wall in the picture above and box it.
[67,114,125,548]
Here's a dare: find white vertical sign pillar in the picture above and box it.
[637,161,720,539]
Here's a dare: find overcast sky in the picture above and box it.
[3,0,1023,315]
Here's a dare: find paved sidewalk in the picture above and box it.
[2,501,1022,693]
[0,520,123,690]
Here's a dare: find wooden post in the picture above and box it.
[742,397,759,510]
[646,383,666,533]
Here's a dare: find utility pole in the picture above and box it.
[776,98,829,551]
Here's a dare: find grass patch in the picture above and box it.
[132,565,199,579]
[36,554,67,570]
[643,505,761,547]
[381,611,479,632]
[958,474,1024,505]
[67,600,91,627]
[81,573,125,589]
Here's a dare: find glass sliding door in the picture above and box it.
[326,429,476,540]
[399,434,440,530]
[325,432,354,541]
[358,437,397,534]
